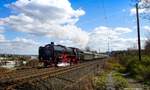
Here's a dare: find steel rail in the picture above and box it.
[4,60,104,90]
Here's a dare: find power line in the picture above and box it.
[102,0,108,25]
[102,0,111,53]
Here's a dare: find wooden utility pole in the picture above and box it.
[136,3,142,61]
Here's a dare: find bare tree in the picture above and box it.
[139,0,150,20]
[145,38,150,54]
[85,46,91,52]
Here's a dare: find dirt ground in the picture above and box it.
[0,67,10,75]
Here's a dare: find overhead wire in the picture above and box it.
[102,0,109,25]
[101,0,111,52]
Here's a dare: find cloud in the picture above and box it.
[130,0,150,15]
[7,0,85,24]
[87,26,146,52]
[141,0,150,3]
[143,26,150,32]
[0,27,5,42]
[114,27,132,34]
[0,35,5,42]
[0,37,39,55]
[130,8,146,15]
[0,0,147,54]
[2,0,88,49]
[0,27,5,33]
[0,20,5,25]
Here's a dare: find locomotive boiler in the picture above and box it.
[39,42,83,67]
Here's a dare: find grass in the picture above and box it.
[92,72,107,90]
[115,54,150,86]
[0,67,9,75]
[112,72,129,89]
[92,71,129,90]
[93,54,150,89]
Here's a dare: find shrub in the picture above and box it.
[93,72,129,90]
[116,54,150,85]
[104,57,125,72]
[113,72,129,89]
[92,73,107,90]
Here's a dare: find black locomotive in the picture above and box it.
[39,42,107,67]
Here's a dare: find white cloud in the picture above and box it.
[0,0,147,54]
[2,0,88,49]
[0,25,145,54]
[0,27,5,33]
[130,0,150,15]
[7,0,85,24]
[0,20,5,25]
[114,27,132,34]
[143,26,150,32]
[0,38,39,55]
[141,0,150,3]
[0,35,5,42]
[13,37,39,45]
[130,8,146,15]
[0,27,5,42]
[87,26,146,52]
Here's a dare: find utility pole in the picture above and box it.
[99,48,101,53]
[107,37,110,55]
[136,3,142,61]
[108,40,110,53]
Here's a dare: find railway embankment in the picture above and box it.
[92,71,129,90]
[115,54,150,87]
[1,56,149,90]
[92,56,150,90]
[0,59,105,90]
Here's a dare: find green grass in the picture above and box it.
[92,72,107,90]
[116,54,150,85]
[112,72,129,89]
[92,72,129,90]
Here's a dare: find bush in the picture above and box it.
[145,39,150,55]
[116,54,150,85]
[113,73,129,89]
[92,73,107,90]
[104,57,125,72]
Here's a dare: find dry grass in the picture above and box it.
[0,67,9,75]
[24,59,39,67]
[104,57,120,71]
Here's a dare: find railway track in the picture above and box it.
[0,59,105,90]
[0,67,55,82]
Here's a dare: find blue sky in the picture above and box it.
[0,0,149,55]
[72,0,132,29]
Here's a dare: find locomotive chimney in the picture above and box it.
[51,42,54,45]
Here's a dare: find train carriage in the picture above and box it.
[82,52,94,61]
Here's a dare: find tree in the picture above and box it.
[144,38,150,54]
[85,46,91,52]
[139,0,150,20]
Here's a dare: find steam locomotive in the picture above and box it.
[38,42,107,67]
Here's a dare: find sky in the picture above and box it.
[0,0,150,55]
